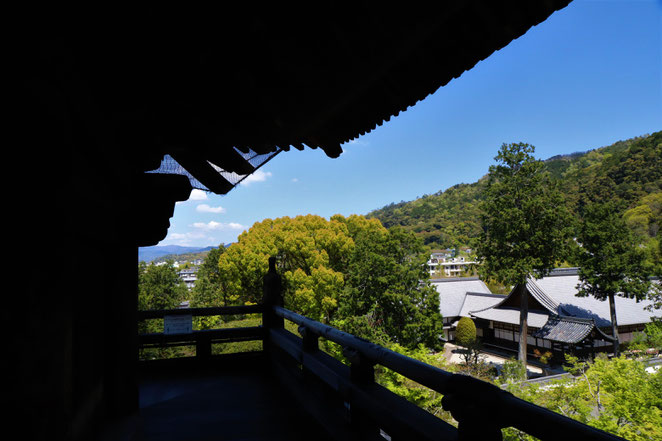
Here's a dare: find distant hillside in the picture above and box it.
[139,245,216,262]
[368,131,661,248]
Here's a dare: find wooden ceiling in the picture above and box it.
[28,1,572,194]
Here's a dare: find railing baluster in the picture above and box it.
[262,256,284,330]
[441,373,504,440]
[343,347,375,384]
[299,326,319,352]
[196,333,211,360]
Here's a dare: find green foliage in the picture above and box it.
[367,182,485,249]
[574,201,651,303]
[138,260,188,312]
[498,358,527,385]
[368,132,662,272]
[573,200,652,354]
[455,317,476,347]
[217,214,442,349]
[377,343,456,424]
[137,260,190,359]
[645,321,662,349]
[503,355,662,441]
[629,320,662,352]
[476,142,573,286]
[190,246,236,329]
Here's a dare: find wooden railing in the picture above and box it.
[138,304,264,359]
[138,257,625,441]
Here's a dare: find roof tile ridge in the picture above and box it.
[526,277,560,314]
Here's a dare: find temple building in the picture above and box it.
[436,268,656,360]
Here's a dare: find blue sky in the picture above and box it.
[156,0,662,248]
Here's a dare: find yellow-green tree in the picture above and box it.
[217,214,442,348]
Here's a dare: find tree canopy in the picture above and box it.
[476,142,573,365]
[573,200,651,355]
[476,142,573,286]
[217,214,442,349]
[138,260,188,311]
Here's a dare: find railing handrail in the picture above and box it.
[273,306,454,391]
[273,305,624,441]
[137,304,263,320]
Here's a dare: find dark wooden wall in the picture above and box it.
[10,37,189,440]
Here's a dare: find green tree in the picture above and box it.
[336,217,442,349]
[573,201,652,356]
[455,316,482,366]
[455,317,476,347]
[476,143,573,366]
[138,260,189,311]
[138,260,189,334]
[191,245,239,329]
[218,214,442,349]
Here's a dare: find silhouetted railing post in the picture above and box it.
[342,346,380,437]
[263,256,284,331]
[299,326,319,352]
[442,373,505,440]
[343,347,374,384]
[196,333,211,359]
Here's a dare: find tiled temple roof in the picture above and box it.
[533,316,615,344]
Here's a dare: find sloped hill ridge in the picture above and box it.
[368,131,661,248]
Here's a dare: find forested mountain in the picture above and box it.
[139,245,216,262]
[367,131,661,249]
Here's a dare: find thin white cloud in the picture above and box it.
[196,204,226,214]
[192,221,246,231]
[291,178,299,183]
[162,231,208,246]
[347,138,370,146]
[240,169,272,186]
[189,189,209,201]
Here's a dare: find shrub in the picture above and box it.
[455,317,476,347]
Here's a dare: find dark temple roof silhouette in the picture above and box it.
[25,1,572,194]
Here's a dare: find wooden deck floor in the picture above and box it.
[110,355,336,441]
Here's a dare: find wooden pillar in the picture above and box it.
[342,347,379,437]
[299,326,319,353]
[442,373,505,440]
[262,257,284,333]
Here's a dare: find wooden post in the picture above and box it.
[343,347,375,384]
[341,346,380,437]
[442,373,505,440]
[299,326,319,352]
[263,257,284,330]
[196,334,211,360]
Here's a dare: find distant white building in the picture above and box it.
[178,268,198,290]
[428,253,476,277]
